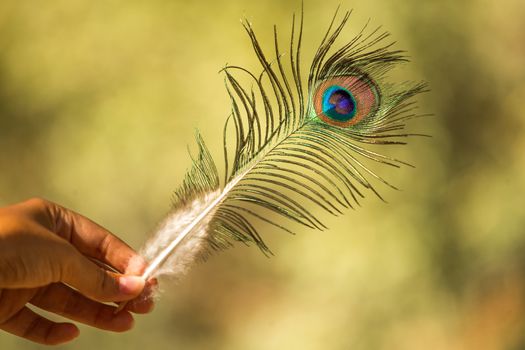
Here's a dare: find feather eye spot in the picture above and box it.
[314,76,379,127]
[322,86,357,121]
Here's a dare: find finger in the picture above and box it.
[123,279,157,314]
[44,199,140,273]
[124,297,154,314]
[119,256,156,313]
[0,288,38,324]
[0,306,79,345]
[30,283,134,332]
[88,257,153,314]
[61,249,145,303]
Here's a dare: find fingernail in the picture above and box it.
[119,276,145,295]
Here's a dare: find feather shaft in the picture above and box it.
[141,167,252,280]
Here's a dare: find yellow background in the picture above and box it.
[1,0,524,349]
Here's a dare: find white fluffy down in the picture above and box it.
[141,190,221,279]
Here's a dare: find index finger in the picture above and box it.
[37,198,146,274]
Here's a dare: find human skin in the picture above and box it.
[0,198,155,345]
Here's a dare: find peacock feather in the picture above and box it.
[138,8,427,281]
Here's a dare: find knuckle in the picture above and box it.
[0,290,24,325]
[99,272,114,298]
[0,255,27,286]
[0,290,13,324]
[48,256,65,284]
[95,234,112,262]
[90,268,117,302]
[22,315,48,341]
[22,197,56,228]
[24,197,49,210]
[62,290,82,316]
[59,248,79,283]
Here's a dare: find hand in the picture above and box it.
[0,198,155,345]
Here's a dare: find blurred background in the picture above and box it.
[1,0,524,349]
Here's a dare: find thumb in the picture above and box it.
[61,251,145,303]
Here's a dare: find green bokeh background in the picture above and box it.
[1,0,524,349]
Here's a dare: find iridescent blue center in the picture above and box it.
[321,85,357,122]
